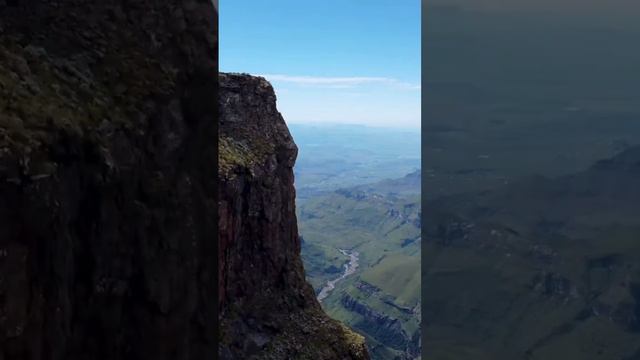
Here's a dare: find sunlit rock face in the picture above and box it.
[219,73,369,360]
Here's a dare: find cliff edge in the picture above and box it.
[0,1,217,359]
[218,72,369,359]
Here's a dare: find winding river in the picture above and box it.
[317,249,359,302]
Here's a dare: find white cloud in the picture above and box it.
[258,74,420,90]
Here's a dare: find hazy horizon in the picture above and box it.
[285,119,422,131]
[429,0,640,29]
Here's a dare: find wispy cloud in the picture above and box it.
[258,74,420,90]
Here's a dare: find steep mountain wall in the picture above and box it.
[0,1,217,359]
[218,73,369,359]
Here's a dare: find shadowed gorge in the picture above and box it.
[0,1,217,359]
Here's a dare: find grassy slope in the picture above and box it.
[298,177,421,359]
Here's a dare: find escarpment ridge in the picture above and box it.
[218,72,369,359]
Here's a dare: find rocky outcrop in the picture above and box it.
[0,1,217,359]
[218,73,369,359]
[341,294,409,354]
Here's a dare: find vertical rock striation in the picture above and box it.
[0,1,217,359]
[219,72,369,359]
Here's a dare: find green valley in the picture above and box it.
[298,171,421,360]
[289,124,421,360]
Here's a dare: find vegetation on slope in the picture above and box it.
[299,172,421,360]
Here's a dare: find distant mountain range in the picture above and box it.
[351,170,421,197]
[289,123,420,198]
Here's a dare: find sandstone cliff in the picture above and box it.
[0,1,217,359]
[218,72,369,359]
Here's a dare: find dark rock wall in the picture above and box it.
[0,1,217,359]
[218,73,307,311]
[219,73,369,359]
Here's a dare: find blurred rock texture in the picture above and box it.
[0,1,217,359]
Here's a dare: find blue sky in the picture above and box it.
[220,0,421,129]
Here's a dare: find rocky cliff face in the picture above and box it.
[218,73,369,360]
[341,295,408,350]
[0,1,216,359]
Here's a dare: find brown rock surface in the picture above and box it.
[218,72,369,359]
